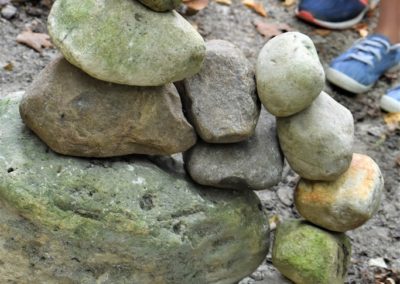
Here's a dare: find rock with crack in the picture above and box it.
[184,109,283,190]
[19,57,197,157]
[48,0,205,86]
[277,92,354,181]
[295,153,384,232]
[272,219,351,284]
[0,92,270,283]
[256,32,325,117]
[182,40,259,143]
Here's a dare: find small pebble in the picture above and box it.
[1,4,17,19]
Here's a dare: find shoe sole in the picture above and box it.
[380,95,400,113]
[326,68,373,93]
[295,0,380,30]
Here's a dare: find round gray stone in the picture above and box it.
[256,32,325,117]
[183,39,260,143]
[184,109,283,190]
[277,92,354,181]
[48,0,205,86]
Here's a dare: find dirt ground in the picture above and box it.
[0,1,399,283]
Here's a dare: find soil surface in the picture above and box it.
[1,1,399,283]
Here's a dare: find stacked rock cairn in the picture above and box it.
[0,0,383,282]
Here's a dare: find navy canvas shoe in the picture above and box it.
[326,34,400,94]
[296,0,378,29]
[381,85,400,113]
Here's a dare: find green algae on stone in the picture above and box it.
[0,92,269,283]
[138,0,181,12]
[48,0,205,86]
[272,219,351,284]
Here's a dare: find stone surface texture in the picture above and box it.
[295,153,384,232]
[277,92,354,181]
[138,0,181,12]
[48,0,205,86]
[184,109,283,190]
[256,32,325,117]
[272,219,351,284]
[0,92,269,284]
[19,57,197,157]
[183,39,259,143]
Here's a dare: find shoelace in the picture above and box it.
[347,37,400,66]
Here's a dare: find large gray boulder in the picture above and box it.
[19,58,196,157]
[256,32,325,117]
[48,0,205,86]
[277,92,354,181]
[184,109,283,190]
[183,40,259,143]
[0,92,269,284]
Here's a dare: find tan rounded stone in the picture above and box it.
[294,153,384,232]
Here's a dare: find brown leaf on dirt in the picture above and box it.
[353,22,369,38]
[3,62,13,71]
[314,29,331,36]
[254,20,293,38]
[183,0,209,12]
[383,112,400,132]
[40,0,53,8]
[282,0,296,7]
[242,0,267,17]
[16,29,52,53]
[214,0,231,5]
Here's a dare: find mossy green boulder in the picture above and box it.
[0,93,269,283]
[48,0,205,86]
[272,219,351,284]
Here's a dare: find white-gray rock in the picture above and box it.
[277,92,354,181]
[256,32,325,117]
[183,40,259,143]
[1,4,16,19]
[184,109,283,190]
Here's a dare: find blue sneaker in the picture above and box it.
[326,34,400,94]
[296,0,378,30]
[380,85,400,113]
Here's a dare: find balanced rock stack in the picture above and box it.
[256,32,384,284]
[0,0,277,282]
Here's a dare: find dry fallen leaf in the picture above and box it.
[3,62,13,71]
[214,0,231,5]
[183,0,209,12]
[383,112,400,131]
[314,29,331,37]
[16,29,52,53]
[282,0,296,7]
[254,20,292,38]
[242,0,267,17]
[353,22,369,38]
[268,215,280,231]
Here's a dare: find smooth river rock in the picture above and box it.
[295,153,384,232]
[48,0,205,86]
[183,40,259,143]
[184,109,283,190]
[138,0,181,12]
[0,92,269,284]
[277,92,354,181]
[256,32,325,117]
[19,57,196,157]
[272,219,351,284]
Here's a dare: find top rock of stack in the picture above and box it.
[138,0,181,12]
[48,0,205,86]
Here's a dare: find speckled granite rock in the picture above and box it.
[277,92,354,181]
[184,109,283,190]
[48,0,205,86]
[19,57,196,157]
[256,32,324,117]
[183,40,259,143]
[272,219,351,284]
[295,153,384,232]
[1,92,269,283]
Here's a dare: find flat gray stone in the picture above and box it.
[48,0,205,86]
[19,57,197,157]
[183,40,259,143]
[184,109,283,190]
[0,92,269,283]
[277,92,354,181]
[256,32,325,117]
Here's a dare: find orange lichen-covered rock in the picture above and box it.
[294,153,384,232]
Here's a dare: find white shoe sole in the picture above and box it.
[326,68,373,94]
[380,95,400,113]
